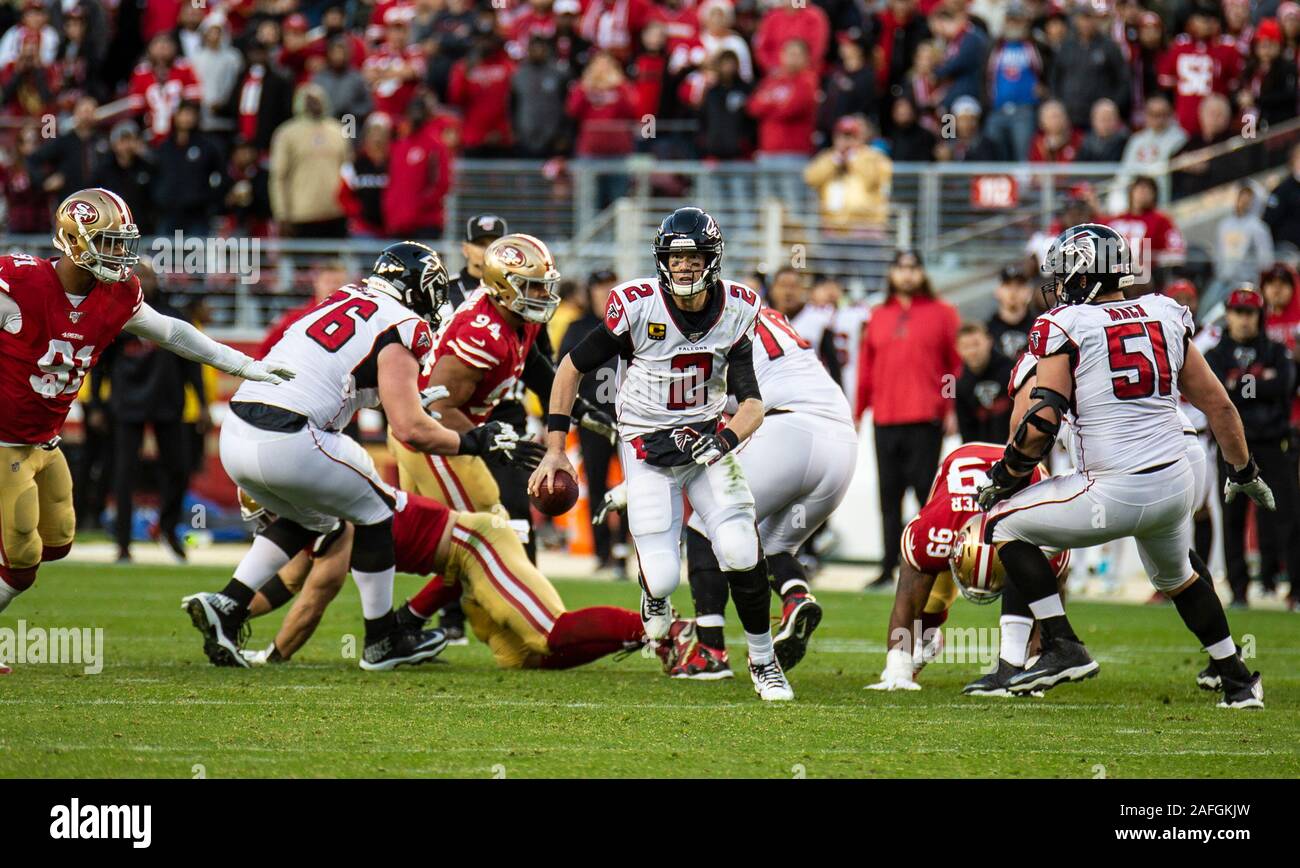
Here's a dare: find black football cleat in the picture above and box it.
[1006,637,1099,694]
[394,601,429,632]
[773,593,822,672]
[1218,672,1264,709]
[962,658,1036,696]
[359,627,449,672]
[1196,658,1222,691]
[438,603,468,646]
[182,592,249,668]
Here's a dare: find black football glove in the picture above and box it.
[1224,455,1276,510]
[574,400,617,445]
[975,459,1032,511]
[459,422,546,470]
[690,429,739,466]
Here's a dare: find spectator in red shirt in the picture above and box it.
[0,35,56,118]
[746,38,818,157]
[1157,4,1242,136]
[364,8,427,119]
[567,50,639,206]
[508,0,559,58]
[127,32,203,144]
[277,14,317,85]
[448,31,516,156]
[0,123,48,232]
[1104,175,1186,285]
[855,249,960,589]
[1028,99,1082,163]
[754,0,830,75]
[384,94,454,236]
[578,0,654,63]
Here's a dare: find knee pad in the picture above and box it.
[712,518,759,572]
[263,517,318,559]
[350,518,396,572]
[638,547,681,599]
[685,526,720,572]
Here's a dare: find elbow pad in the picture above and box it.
[1011,386,1069,456]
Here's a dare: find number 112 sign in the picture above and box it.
[971,175,1019,209]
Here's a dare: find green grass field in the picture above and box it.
[1,562,1297,778]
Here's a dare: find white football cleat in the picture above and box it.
[640,589,673,640]
[749,657,794,701]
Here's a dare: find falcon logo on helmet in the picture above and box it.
[482,234,561,324]
[366,241,451,328]
[53,188,141,283]
[1041,222,1134,307]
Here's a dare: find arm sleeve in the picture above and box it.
[569,325,628,373]
[124,302,255,375]
[522,339,556,407]
[818,327,842,386]
[726,337,761,403]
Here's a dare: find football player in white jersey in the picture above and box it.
[530,207,794,701]
[668,305,857,678]
[977,224,1273,708]
[183,242,543,672]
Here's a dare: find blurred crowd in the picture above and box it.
[2,0,1300,238]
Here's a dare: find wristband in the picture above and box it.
[1227,455,1259,484]
[547,413,572,434]
[717,428,740,452]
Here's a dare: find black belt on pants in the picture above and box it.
[230,401,308,433]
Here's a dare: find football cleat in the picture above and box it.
[962,658,1039,697]
[359,627,449,672]
[182,592,249,668]
[640,589,672,640]
[1218,672,1264,709]
[1196,658,1222,691]
[438,603,469,646]
[773,593,822,672]
[655,618,696,673]
[1006,637,1099,694]
[749,657,794,701]
[670,641,734,680]
[394,601,428,632]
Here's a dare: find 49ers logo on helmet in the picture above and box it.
[69,201,100,224]
[496,245,526,268]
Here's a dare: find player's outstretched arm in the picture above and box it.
[124,302,297,384]
[378,343,462,455]
[425,354,483,433]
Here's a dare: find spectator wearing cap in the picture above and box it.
[191,14,242,135]
[1157,4,1242,137]
[552,0,593,73]
[818,36,876,141]
[95,120,156,234]
[1120,95,1186,174]
[954,321,1014,444]
[1216,182,1275,290]
[25,94,104,199]
[1264,142,1300,251]
[856,249,960,590]
[754,0,830,75]
[1239,18,1298,128]
[1049,1,1130,130]
[448,27,515,156]
[152,100,224,237]
[1262,263,1300,368]
[127,32,203,144]
[383,93,453,237]
[699,0,753,83]
[1028,99,1081,163]
[0,0,58,68]
[1077,98,1128,162]
[558,269,627,577]
[804,114,892,232]
[221,39,294,154]
[1206,287,1300,608]
[929,4,987,113]
[314,37,373,123]
[939,96,999,162]
[987,264,1034,360]
[983,2,1043,163]
[269,83,351,238]
[512,36,570,158]
[338,115,391,237]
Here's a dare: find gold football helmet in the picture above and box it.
[481,233,561,323]
[949,513,1005,605]
[52,187,142,283]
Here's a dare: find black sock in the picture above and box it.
[767,552,809,599]
[364,610,397,641]
[1188,548,1215,592]
[1172,578,1249,679]
[261,574,294,610]
[686,527,729,648]
[219,579,256,611]
[999,577,1031,618]
[727,562,772,636]
[999,541,1078,643]
[1194,516,1212,565]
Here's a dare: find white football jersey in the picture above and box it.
[1027,294,1194,475]
[789,303,835,350]
[603,277,761,440]
[750,306,853,424]
[829,302,871,402]
[237,283,436,430]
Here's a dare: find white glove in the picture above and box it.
[912,627,945,677]
[419,383,450,416]
[240,645,273,667]
[593,481,628,526]
[236,358,297,385]
[865,648,922,691]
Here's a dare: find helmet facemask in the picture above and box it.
[63,222,141,283]
[655,244,722,298]
[504,270,561,323]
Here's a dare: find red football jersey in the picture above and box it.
[0,254,142,444]
[1103,210,1186,268]
[393,492,454,576]
[901,442,1051,576]
[434,292,540,425]
[1156,35,1241,134]
[127,61,203,143]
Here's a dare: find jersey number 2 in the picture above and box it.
[1105,321,1172,400]
[668,353,713,409]
[307,298,380,352]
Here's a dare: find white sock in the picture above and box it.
[1028,594,1066,620]
[1206,636,1237,660]
[779,579,810,596]
[353,567,395,620]
[1000,615,1034,667]
[232,535,293,592]
[0,580,19,613]
[745,630,775,664]
[697,614,725,629]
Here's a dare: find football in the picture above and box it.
[530,469,580,516]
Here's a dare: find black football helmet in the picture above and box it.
[653,206,724,297]
[368,241,450,327]
[1040,222,1135,307]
